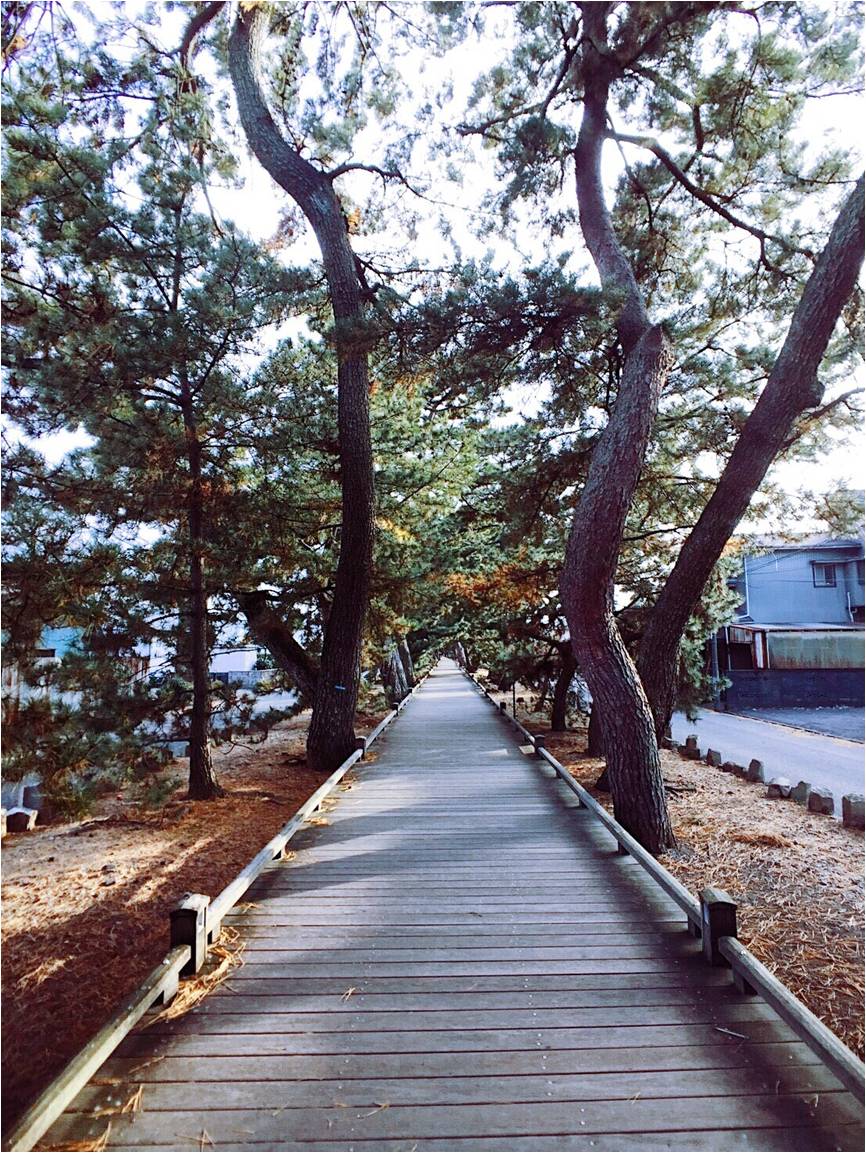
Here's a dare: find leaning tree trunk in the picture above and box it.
[550,647,577,732]
[559,3,674,853]
[238,591,318,704]
[228,8,375,773]
[637,177,865,740]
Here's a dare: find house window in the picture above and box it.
[812,563,836,588]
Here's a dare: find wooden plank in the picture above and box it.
[44,1092,863,1148]
[170,987,745,1013]
[140,1000,787,1036]
[116,1019,802,1056]
[227,927,687,945]
[211,971,733,994]
[97,1039,825,1084]
[72,1064,845,1115]
[74,1127,865,1152]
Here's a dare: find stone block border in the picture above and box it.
[671,734,863,829]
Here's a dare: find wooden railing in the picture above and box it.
[5,670,432,1153]
[466,670,865,1102]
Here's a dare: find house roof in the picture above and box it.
[747,534,863,551]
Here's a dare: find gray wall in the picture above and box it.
[724,668,864,708]
[745,548,860,624]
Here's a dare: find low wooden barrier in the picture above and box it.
[5,670,432,1153]
[6,947,190,1152]
[465,670,865,1102]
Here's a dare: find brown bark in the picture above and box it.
[550,646,577,731]
[559,2,674,853]
[237,591,318,703]
[227,7,375,773]
[637,176,865,739]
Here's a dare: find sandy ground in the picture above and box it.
[0,712,384,1134]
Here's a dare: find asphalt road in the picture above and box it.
[670,708,865,819]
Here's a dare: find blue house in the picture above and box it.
[717,535,864,708]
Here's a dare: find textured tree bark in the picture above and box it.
[637,177,865,739]
[397,638,416,686]
[237,591,318,703]
[227,8,375,773]
[381,644,410,705]
[559,3,674,853]
[550,647,577,731]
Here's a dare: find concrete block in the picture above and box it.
[5,806,38,833]
[746,759,765,783]
[679,740,701,760]
[767,777,792,799]
[705,749,722,767]
[791,780,812,805]
[842,793,865,830]
[721,761,738,774]
[807,786,834,816]
[731,763,748,778]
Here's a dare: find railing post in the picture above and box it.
[701,887,737,967]
[171,893,210,976]
[498,701,507,713]
[533,734,545,757]
[354,736,367,760]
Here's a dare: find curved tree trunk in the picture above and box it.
[227,8,375,773]
[550,647,577,732]
[637,177,865,740]
[238,591,318,703]
[559,3,674,853]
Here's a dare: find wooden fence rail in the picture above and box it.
[5,946,191,1153]
[465,668,865,1102]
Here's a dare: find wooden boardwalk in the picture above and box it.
[42,661,863,1151]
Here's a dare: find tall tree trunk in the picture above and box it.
[180,386,222,800]
[550,647,577,731]
[227,8,375,773]
[238,591,318,703]
[560,3,674,853]
[637,177,865,740]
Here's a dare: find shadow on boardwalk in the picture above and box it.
[40,661,864,1152]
